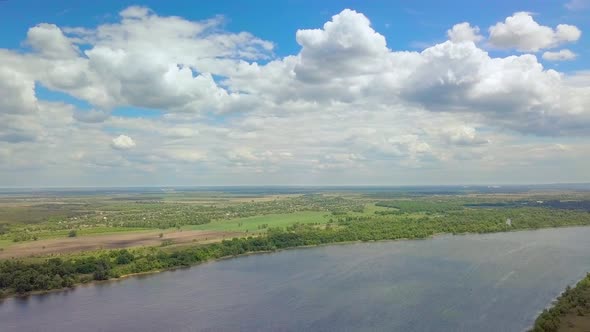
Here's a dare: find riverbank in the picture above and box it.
[3,225,590,332]
[529,273,590,332]
[3,223,590,301]
[0,231,517,299]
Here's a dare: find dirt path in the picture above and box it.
[0,230,242,259]
[558,313,590,331]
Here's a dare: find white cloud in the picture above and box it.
[162,150,206,162]
[447,23,483,43]
[0,57,43,143]
[0,66,38,115]
[30,6,274,112]
[111,135,136,150]
[163,127,199,138]
[119,5,152,18]
[542,49,577,61]
[397,41,587,135]
[0,7,589,185]
[26,23,79,59]
[442,126,490,146]
[294,9,389,83]
[226,148,293,166]
[488,12,581,51]
[223,10,589,136]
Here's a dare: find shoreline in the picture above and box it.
[2,224,590,301]
[524,271,589,332]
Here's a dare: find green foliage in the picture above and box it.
[3,205,590,298]
[115,250,134,265]
[12,231,34,242]
[375,200,463,213]
[331,211,347,216]
[3,191,590,300]
[0,194,363,241]
[529,274,590,332]
[188,211,329,232]
[0,204,89,224]
[0,258,78,293]
[92,259,110,281]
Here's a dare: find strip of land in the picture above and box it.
[2,189,590,303]
[0,230,239,259]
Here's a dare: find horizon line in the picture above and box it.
[1,182,589,190]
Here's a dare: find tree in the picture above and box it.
[92,259,111,280]
[93,267,108,280]
[115,250,134,265]
[68,230,77,237]
[49,274,64,289]
[13,272,34,294]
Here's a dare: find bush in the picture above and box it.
[115,250,134,265]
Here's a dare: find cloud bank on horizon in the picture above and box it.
[0,5,589,186]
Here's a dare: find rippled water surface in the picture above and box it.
[2,227,590,332]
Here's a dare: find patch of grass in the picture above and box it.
[14,227,153,241]
[0,239,11,250]
[185,211,330,233]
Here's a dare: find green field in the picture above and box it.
[0,239,10,250]
[350,203,393,216]
[184,211,330,232]
[33,227,154,239]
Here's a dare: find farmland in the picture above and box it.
[1,188,590,258]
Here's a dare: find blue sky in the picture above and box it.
[3,0,588,117]
[0,1,588,186]
[2,0,588,58]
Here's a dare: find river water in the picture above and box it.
[2,226,590,332]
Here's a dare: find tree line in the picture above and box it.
[3,205,590,298]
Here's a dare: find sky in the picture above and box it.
[0,0,589,187]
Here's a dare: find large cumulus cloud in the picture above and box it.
[227,9,588,135]
[0,7,588,185]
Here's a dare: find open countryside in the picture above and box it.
[1,1,590,331]
[1,186,590,331]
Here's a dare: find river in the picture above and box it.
[2,226,590,331]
